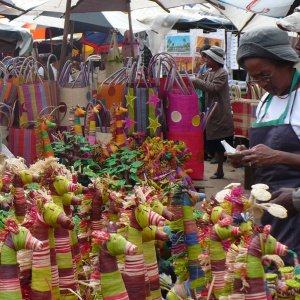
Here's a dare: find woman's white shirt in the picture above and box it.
[38,64,58,81]
[256,88,300,139]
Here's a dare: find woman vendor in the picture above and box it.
[230,26,300,263]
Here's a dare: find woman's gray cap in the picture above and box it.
[237,26,300,68]
[202,46,225,65]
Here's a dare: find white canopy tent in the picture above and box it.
[0,0,298,33]
[10,11,151,35]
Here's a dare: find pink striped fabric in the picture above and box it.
[274,242,288,256]
[245,292,268,300]
[25,232,43,251]
[104,291,129,300]
[148,210,165,226]
[124,254,145,276]
[125,242,138,255]
[32,241,50,268]
[67,183,79,192]
[0,278,20,291]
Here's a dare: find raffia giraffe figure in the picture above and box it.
[92,228,138,300]
[121,186,166,300]
[111,103,127,147]
[35,115,56,159]
[231,225,288,300]
[25,190,74,300]
[69,105,86,136]
[0,218,43,300]
[85,102,102,145]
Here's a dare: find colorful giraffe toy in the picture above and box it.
[231,225,288,300]
[26,189,74,300]
[122,186,166,300]
[85,102,102,145]
[111,103,127,147]
[35,115,57,159]
[69,105,86,136]
[0,218,43,300]
[92,228,138,300]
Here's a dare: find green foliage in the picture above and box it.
[0,210,14,228]
[52,132,101,178]
[99,148,144,189]
[73,215,81,234]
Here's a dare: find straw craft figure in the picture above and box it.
[142,225,169,300]
[26,189,74,300]
[92,227,138,300]
[231,225,288,300]
[121,186,166,300]
[142,197,174,300]
[91,184,103,231]
[181,190,206,295]
[35,115,57,159]
[166,188,207,300]
[69,105,86,136]
[85,103,102,145]
[0,218,43,300]
[166,189,188,298]
[208,206,241,299]
[49,175,85,299]
[111,103,127,147]
[4,158,40,223]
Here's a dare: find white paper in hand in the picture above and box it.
[221,140,237,154]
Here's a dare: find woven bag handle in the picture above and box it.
[18,56,47,84]
[58,60,72,86]
[39,104,67,123]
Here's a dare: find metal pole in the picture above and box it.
[59,0,72,76]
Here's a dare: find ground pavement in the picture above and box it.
[194,160,246,199]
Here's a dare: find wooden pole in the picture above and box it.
[59,0,72,76]
[70,21,74,49]
[127,0,135,59]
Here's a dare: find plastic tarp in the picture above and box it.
[70,0,206,12]
[70,11,150,34]
[216,0,295,17]
[210,1,279,32]
[13,11,150,34]
[0,23,33,55]
[81,32,123,53]
[0,0,205,15]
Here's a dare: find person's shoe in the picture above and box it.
[210,172,224,179]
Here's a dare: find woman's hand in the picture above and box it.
[226,144,247,168]
[241,144,280,168]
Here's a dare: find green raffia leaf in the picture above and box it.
[0,210,14,228]
[73,160,82,169]
[26,183,40,191]
[73,215,81,234]
[131,161,144,168]
[130,174,140,182]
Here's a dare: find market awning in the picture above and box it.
[0,23,33,55]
